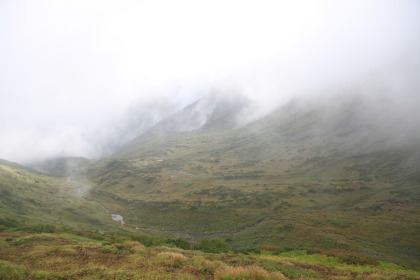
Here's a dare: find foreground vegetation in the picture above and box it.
[1,228,419,279]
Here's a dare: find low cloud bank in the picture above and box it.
[0,1,419,164]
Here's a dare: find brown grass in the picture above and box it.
[157,251,186,260]
[215,265,287,280]
[257,244,281,251]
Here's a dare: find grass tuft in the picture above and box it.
[215,265,287,280]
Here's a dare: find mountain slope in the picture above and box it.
[77,93,420,268]
[0,159,122,232]
[121,92,250,151]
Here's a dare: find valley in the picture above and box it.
[1,93,420,279]
[2,1,420,278]
[80,144,420,269]
[77,95,420,269]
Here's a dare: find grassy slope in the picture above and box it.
[80,96,420,269]
[1,230,419,279]
[0,159,122,232]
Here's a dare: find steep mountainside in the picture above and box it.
[80,93,420,269]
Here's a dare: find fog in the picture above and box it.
[1,0,419,164]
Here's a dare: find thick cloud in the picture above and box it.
[1,0,419,163]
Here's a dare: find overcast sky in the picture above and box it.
[1,0,419,164]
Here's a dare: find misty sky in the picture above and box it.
[1,0,419,164]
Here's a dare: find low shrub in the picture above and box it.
[0,260,28,279]
[166,238,191,250]
[0,218,20,230]
[327,249,379,266]
[20,224,55,233]
[215,265,287,280]
[257,244,280,251]
[101,245,120,254]
[340,252,379,266]
[306,249,322,255]
[192,256,226,276]
[194,238,230,253]
[157,252,186,268]
[101,242,136,254]
[127,233,165,247]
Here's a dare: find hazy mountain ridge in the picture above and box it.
[219,92,420,160]
[121,92,251,151]
[117,91,420,161]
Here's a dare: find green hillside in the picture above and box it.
[77,94,420,269]
[0,159,121,232]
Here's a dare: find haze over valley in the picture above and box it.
[1,1,420,279]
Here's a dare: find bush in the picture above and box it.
[101,245,120,254]
[20,224,55,233]
[0,218,20,230]
[194,239,230,253]
[101,242,135,254]
[306,249,321,255]
[327,249,379,266]
[157,252,186,268]
[340,252,379,266]
[127,233,165,247]
[166,238,191,250]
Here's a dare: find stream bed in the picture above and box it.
[68,177,125,226]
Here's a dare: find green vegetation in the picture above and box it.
[78,140,420,269]
[1,230,419,279]
[0,159,121,232]
[194,238,230,253]
[1,96,420,277]
[61,97,420,271]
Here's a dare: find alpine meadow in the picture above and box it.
[1,1,420,279]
